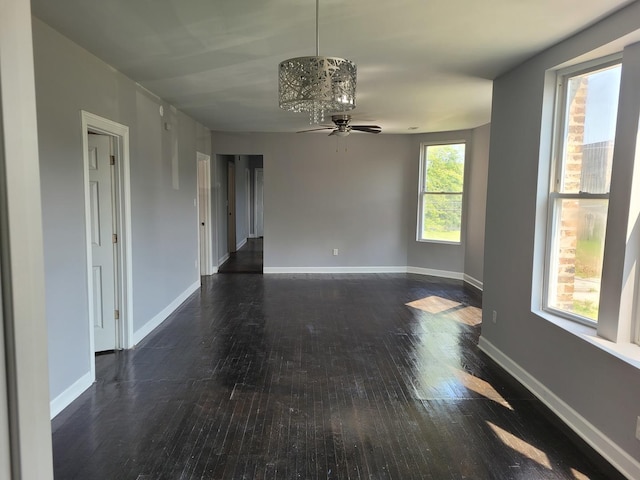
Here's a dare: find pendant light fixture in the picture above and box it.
[278,0,357,124]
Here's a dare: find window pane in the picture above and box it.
[421,193,462,242]
[549,198,607,321]
[425,144,465,193]
[559,65,620,194]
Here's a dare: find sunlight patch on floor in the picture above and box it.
[450,305,482,326]
[406,296,482,326]
[570,467,590,480]
[453,368,513,410]
[406,295,461,314]
[487,421,552,470]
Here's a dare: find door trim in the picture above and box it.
[197,152,214,275]
[81,111,133,381]
[227,161,236,253]
[254,167,264,237]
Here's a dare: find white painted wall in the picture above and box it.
[32,18,211,410]
[481,2,640,477]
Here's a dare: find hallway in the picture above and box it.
[51,274,620,479]
[218,237,263,274]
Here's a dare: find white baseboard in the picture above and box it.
[133,280,200,345]
[263,266,407,274]
[407,266,464,280]
[478,336,640,480]
[463,274,483,291]
[210,266,219,274]
[236,238,247,250]
[218,253,230,266]
[263,265,482,291]
[249,234,257,239]
[50,370,93,419]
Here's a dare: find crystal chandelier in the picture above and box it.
[278,0,357,124]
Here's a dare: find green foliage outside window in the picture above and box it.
[421,144,465,242]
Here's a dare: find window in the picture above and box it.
[417,143,466,243]
[545,61,622,324]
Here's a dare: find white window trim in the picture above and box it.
[416,140,467,245]
[542,57,621,327]
[538,45,640,356]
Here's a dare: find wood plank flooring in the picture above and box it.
[51,274,623,479]
[218,238,263,274]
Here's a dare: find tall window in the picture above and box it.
[418,142,465,243]
[546,61,621,323]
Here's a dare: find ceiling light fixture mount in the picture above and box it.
[278,0,357,124]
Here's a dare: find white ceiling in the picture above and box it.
[31,0,635,134]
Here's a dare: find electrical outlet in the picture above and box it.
[333,248,339,256]
[492,310,497,324]
[636,416,640,441]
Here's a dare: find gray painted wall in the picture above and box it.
[33,18,210,402]
[235,155,249,247]
[31,12,491,413]
[406,130,474,274]
[211,133,416,269]
[482,1,640,471]
[1,3,54,476]
[210,130,491,273]
[215,154,234,263]
[465,124,490,283]
[248,156,264,237]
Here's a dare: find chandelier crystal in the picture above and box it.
[278,0,357,124]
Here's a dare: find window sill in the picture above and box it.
[535,309,640,369]
[416,239,461,246]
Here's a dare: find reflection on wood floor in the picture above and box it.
[51,274,622,479]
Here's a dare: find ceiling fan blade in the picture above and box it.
[297,126,333,133]
[351,126,382,134]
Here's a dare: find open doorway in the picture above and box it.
[216,154,263,273]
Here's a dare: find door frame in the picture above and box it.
[246,168,251,238]
[254,167,264,237]
[227,160,236,253]
[81,111,133,380]
[197,152,214,275]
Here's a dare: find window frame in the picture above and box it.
[543,56,622,327]
[416,141,467,245]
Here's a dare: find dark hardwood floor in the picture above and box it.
[51,274,622,479]
[218,238,263,273]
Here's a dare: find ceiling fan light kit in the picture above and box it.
[278,0,357,124]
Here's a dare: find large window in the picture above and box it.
[545,61,621,324]
[418,142,466,243]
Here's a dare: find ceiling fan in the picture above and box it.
[298,114,382,137]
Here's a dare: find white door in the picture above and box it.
[255,168,264,237]
[197,153,212,275]
[88,134,117,352]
